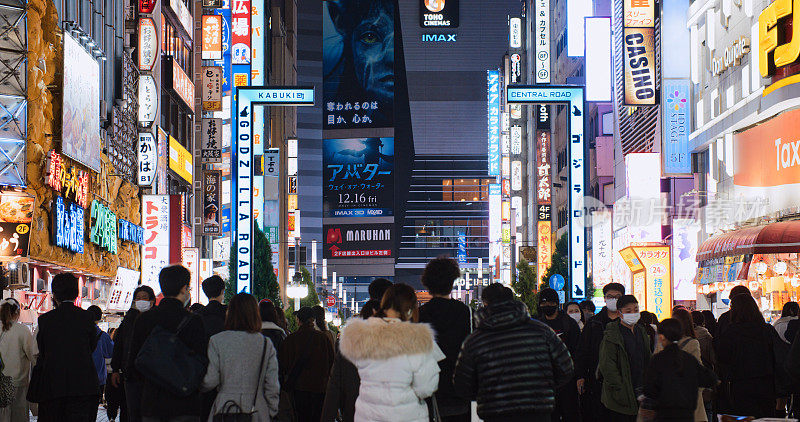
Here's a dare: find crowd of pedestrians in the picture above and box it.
[0,258,799,421]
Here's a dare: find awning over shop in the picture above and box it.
[696,221,800,262]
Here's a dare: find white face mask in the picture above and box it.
[605,298,618,312]
[568,312,582,323]
[134,300,151,312]
[621,312,641,326]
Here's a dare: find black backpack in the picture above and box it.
[135,315,208,397]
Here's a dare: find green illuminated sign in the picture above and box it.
[90,200,117,254]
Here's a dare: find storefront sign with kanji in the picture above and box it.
[201,118,223,163]
[203,170,222,235]
[138,133,157,186]
[202,66,223,111]
[46,150,90,209]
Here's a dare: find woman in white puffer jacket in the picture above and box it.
[339,283,445,422]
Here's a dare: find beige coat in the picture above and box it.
[676,337,707,422]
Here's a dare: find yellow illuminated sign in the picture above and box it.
[620,246,673,321]
[169,136,193,183]
[759,0,800,77]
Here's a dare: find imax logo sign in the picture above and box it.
[422,34,457,42]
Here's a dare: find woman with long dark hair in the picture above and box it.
[339,283,443,421]
[670,307,707,422]
[0,298,34,422]
[717,294,778,418]
[202,293,280,420]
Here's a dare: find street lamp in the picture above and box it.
[287,271,307,311]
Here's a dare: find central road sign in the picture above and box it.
[506,85,586,299]
[234,87,315,293]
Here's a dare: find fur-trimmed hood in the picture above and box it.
[340,317,436,361]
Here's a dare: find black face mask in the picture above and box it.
[540,305,557,317]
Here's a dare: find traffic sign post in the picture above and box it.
[506,85,586,299]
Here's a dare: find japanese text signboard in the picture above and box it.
[535,0,550,83]
[323,138,394,218]
[107,267,140,312]
[202,66,223,111]
[169,58,195,111]
[324,223,394,259]
[203,170,222,235]
[623,28,657,106]
[46,150,90,209]
[52,195,84,254]
[202,15,223,60]
[487,70,501,176]
[623,0,655,28]
[201,118,223,163]
[138,133,157,186]
[231,0,251,65]
[90,200,118,255]
[138,18,158,71]
[142,195,170,296]
[536,130,551,204]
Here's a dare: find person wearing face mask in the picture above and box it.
[597,295,652,421]
[340,283,444,422]
[580,300,596,322]
[535,289,581,422]
[110,285,155,422]
[576,282,625,421]
[127,265,209,421]
[565,301,585,331]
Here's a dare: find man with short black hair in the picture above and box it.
[128,265,208,421]
[536,288,581,421]
[198,275,226,338]
[87,305,114,393]
[197,275,226,420]
[454,283,573,421]
[419,256,471,421]
[576,282,626,421]
[368,278,393,303]
[35,272,102,421]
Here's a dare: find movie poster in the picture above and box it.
[323,137,394,217]
[322,0,395,129]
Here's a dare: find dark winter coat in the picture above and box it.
[279,324,335,394]
[597,320,652,416]
[576,307,617,381]
[198,300,227,338]
[419,297,472,416]
[642,343,717,421]
[536,311,581,358]
[320,344,360,422]
[110,307,139,379]
[34,302,100,401]
[128,298,209,418]
[260,321,286,366]
[453,300,573,419]
[716,320,779,418]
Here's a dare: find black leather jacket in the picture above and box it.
[453,300,574,419]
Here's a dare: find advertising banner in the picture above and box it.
[138,75,158,126]
[169,136,193,183]
[632,246,673,321]
[138,18,158,71]
[157,127,168,194]
[420,0,459,28]
[0,222,30,258]
[142,195,170,296]
[202,67,223,111]
[323,137,394,217]
[201,118,223,163]
[212,8,232,92]
[487,70,501,176]
[672,218,700,301]
[203,170,222,235]
[231,0,250,65]
[202,15,223,60]
[138,133,157,186]
[62,33,102,172]
[323,0,394,129]
[663,79,691,174]
[534,0,550,83]
[169,58,195,111]
[536,130,551,204]
[537,221,552,281]
[591,211,612,289]
[324,223,393,259]
[623,28,656,106]
[733,108,800,219]
[623,0,655,28]
[107,267,141,312]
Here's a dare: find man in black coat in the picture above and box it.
[418,257,472,421]
[197,275,227,338]
[35,272,101,421]
[128,265,209,422]
[453,283,573,422]
[575,282,624,421]
[536,288,581,422]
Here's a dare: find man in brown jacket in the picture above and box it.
[279,306,335,422]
